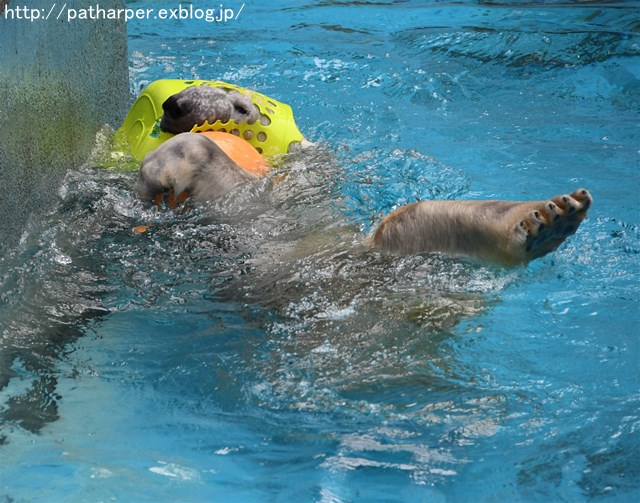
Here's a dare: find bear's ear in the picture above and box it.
[162,95,191,117]
[229,93,260,121]
[232,101,249,116]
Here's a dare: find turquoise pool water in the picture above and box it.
[1,1,639,501]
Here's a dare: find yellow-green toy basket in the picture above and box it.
[119,79,304,161]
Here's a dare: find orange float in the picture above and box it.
[200,131,270,176]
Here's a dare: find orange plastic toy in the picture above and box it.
[200,131,270,176]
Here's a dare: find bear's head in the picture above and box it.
[160,86,260,134]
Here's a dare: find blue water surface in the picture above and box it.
[1,1,639,502]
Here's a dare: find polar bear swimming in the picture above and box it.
[135,87,592,267]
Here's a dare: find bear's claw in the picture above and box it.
[517,189,592,261]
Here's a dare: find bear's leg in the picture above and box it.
[373,189,592,266]
[135,133,258,205]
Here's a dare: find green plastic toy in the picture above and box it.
[119,79,305,161]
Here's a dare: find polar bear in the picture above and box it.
[159,86,260,135]
[135,132,258,205]
[135,131,591,267]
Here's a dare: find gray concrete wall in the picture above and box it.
[0,0,130,249]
